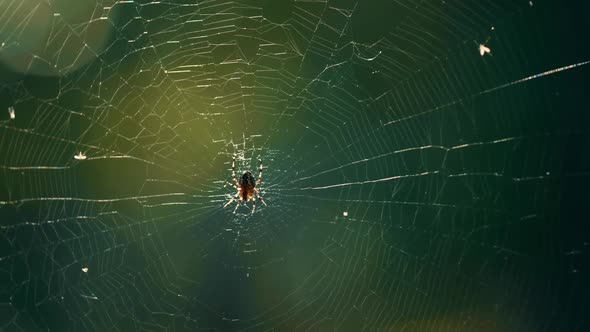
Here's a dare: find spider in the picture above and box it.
[223,156,267,214]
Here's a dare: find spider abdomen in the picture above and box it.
[240,171,256,201]
[225,157,266,214]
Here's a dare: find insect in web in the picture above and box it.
[476,35,492,56]
[479,43,491,56]
[224,156,267,214]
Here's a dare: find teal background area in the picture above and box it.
[0,0,589,331]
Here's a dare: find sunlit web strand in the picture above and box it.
[291,60,590,188]
[480,60,590,94]
[384,60,590,126]
[300,171,440,190]
[297,61,590,191]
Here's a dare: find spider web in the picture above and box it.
[1,0,589,331]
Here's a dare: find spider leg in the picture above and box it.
[251,198,256,214]
[224,193,239,208]
[254,189,267,206]
[256,159,263,185]
[232,156,239,187]
[233,199,241,214]
[225,181,238,189]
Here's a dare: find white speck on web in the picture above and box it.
[342,211,348,217]
[82,267,89,273]
[80,294,98,300]
[8,106,15,119]
[74,152,87,160]
[479,44,491,56]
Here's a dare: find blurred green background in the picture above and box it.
[0,0,589,331]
